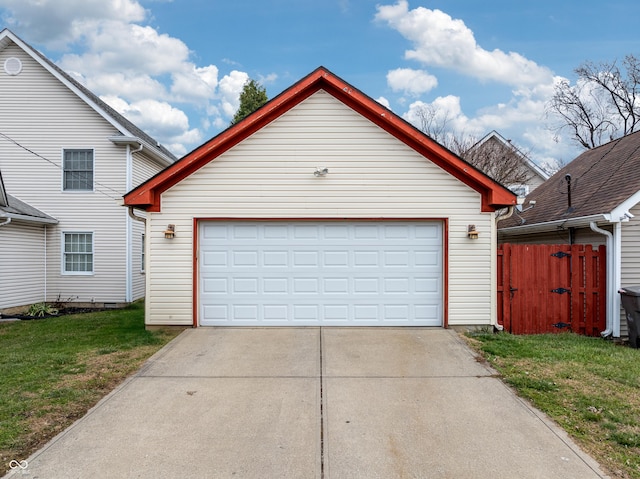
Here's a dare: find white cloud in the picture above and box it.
[85,73,168,102]
[218,70,250,118]
[0,0,146,48]
[386,68,437,96]
[56,22,191,78]
[101,95,201,156]
[0,0,255,154]
[258,72,279,85]
[376,96,391,109]
[404,97,466,130]
[170,65,220,104]
[376,1,553,87]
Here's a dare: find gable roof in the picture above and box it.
[124,67,516,212]
[470,130,550,182]
[0,28,176,166]
[500,130,640,231]
[0,171,57,224]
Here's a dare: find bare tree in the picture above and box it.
[413,103,452,146]
[461,137,534,187]
[411,103,536,186]
[547,55,640,149]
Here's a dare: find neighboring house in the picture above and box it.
[0,29,176,312]
[467,130,549,197]
[1,171,58,309]
[125,67,516,328]
[499,130,640,339]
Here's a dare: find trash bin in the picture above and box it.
[619,286,640,348]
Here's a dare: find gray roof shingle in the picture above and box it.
[500,130,640,228]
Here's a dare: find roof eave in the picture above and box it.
[0,212,59,224]
[124,67,517,212]
[109,136,174,167]
[609,189,640,222]
[498,214,610,237]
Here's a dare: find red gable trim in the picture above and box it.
[124,67,516,212]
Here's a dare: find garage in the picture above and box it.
[124,67,516,329]
[198,221,443,326]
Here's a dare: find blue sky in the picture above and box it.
[2,0,640,168]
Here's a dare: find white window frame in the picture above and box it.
[62,148,95,192]
[62,231,94,275]
[509,184,530,198]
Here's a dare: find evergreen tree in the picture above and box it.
[231,79,268,125]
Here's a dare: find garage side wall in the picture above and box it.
[145,91,495,326]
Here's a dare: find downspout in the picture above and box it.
[124,143,143,304]
[44,225,47,303]
[128,206,146,224]
[590,222,616,337]
[0,217,11,227]
[493,206,516,331]
[495,205,516,224]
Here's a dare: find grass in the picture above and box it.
[0,302,181,475]
[466,331,640,479]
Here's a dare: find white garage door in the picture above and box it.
[198,222,443,326]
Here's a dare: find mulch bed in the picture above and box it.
[1,308,110,320]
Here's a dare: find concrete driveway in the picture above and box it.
[5,328,608,479]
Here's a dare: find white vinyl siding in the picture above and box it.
[620,204,640,338]
[0,221,47,310]
[130,154,157,301]
[144,90,495,326]
[0,42,164,305]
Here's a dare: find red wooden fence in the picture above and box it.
[497,244,606,336]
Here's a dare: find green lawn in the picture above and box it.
[466,332,640,479]
[0,303,181,475]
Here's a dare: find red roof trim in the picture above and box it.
[124,67,516,212]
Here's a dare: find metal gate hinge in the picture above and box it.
[551,251,571,259]
[551,287,570,294]
[553,322,571,329]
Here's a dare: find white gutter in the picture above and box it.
[123,142,143,304]
[0,217,11,227]
[128,206,146,224]
[495,205,516,224]
[44,224,47,303]
[0,212,58,224]
[493,208,518,331]
[109,136,172,167]
[589,221,619,338]
[499,214,606,237]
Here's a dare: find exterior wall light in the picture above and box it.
[314,167,329,177]
[467,224,479,240]
[164,224,175,239]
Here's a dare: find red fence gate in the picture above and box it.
[497,244,606,336]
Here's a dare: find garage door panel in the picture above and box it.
[263,278,288,294]
[324,251,349,267]
[199,222,443,326]
[324,278,349,294]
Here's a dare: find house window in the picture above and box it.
[141,234,145,272]
[63,232,93,274]
[509,184,530,198]
[63,149,94,191]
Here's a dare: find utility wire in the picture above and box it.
[0,131,123,201]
